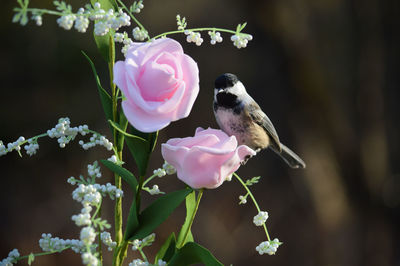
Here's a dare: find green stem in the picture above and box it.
[178,189,204,249]
[138,248,148,262]
[97,205,103,266]
[142,173,158,188]
[233,173,271,241]
[117,239,129,265]
[152,27,244,40]
[24,8,64,16]
[116,0,148,38]
[12,247,70,264]
[135,175,145,215]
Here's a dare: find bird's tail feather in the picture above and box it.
[271,143,306,169]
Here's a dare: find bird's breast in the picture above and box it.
[214,107,270,151]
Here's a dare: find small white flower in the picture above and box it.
[94,21,110,36]
[129,259,148,266]
[148,185,162,195]
[239,195,247,204]
[75,16,90,33]
[185,30,203,46]
[108,155,118,163]
[231,34,253,49]
[100,231,117,251]
[132,27,148,41]
[162,161,176,175]
[153,168,166,178]
[82,252,98,266]
[114,32,125,43]
[157,259,167,266]
[131,239,141,251]
[80,227,96,245]
[253,211,269,226]
[208,31,223,45]
[0,248,20,266]
[57,15,76,30]
[72,212,92,226]
[256,238,281,255]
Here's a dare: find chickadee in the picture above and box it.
[213,73,306,168]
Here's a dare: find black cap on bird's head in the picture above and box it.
[214,73,239,89]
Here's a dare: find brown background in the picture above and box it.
[1,0,399,265]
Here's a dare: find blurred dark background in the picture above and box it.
[1,0,400,265]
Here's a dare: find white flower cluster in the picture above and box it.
[114,32,134,55]
[88,161,102,178]
[132,26,149,41]
[78,134,113,151]
[230,34,253,49]
[94,183,123,199]
[47,117,89,148]
[72,184,102,206]
[75,8,90,33]
[239,195,247,204]
[57,14,76,30]
[0,249,20,266]
[24,138,39,156]
[1,118,113,158]
[55,2,131,35]
[32,15,42,26]
[184,30,204,46]
[100,232,117,251]
[148,185,162,195]
[39,233,85,254]
[0,136,25,156]
[253,211,269,226]
[131,233,156,251]
[153,168,166,178]
[255,238,281,255]
[208,31,223,45]
[81,252,98,266]
[162,161,176,175]
[132,0,144,13]
[128,259,166,266]
[129,259,149,266]
[0,141,6,156]
[80,226,96,245]
[107,155,118,164]
[72,206,92,226]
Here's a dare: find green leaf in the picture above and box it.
[128,188,193,240]
[100,160,137,191]
[155,233,176,263]
[176,191,196,247]
[81,51,113,123]
[124,126,158,176]
[28,253,35,265]
[117,110,129,151]
[124,198,139,240]
[168,242,223,266]
[12,12,22,23]
[91,0,117,62]
[91,0,117,10]
[93,32,115,63]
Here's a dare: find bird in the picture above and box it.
[213,73,306,168]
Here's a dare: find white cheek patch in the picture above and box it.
[230,81,247,96]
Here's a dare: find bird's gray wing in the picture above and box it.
[246,102,282,152]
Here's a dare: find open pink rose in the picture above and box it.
[113,38,200,132]
[161,127,256,189]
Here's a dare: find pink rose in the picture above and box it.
[113,38,200,132]
[161,127,256,189]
